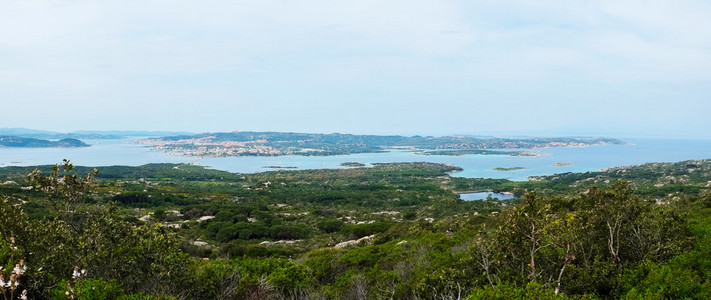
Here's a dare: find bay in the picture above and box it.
[459,192,517,201]
[0,137,709,181]
[0,138,194,167]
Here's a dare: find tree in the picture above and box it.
[497,191,552,283]
[577,181,642,269]
[26,159,98,227]
[13,161,189,297]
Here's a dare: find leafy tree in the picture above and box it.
[317,219,344,233]
[26,159,98,226]
[495,191,553,283]
[4,161,190,297]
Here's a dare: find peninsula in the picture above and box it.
[138,131,626,157]
[0,136,89,148]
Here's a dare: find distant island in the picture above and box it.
[493,167,528,171]
[0,128,193,140]
[137,131,627,157]
[340,162,366,167]
[416,149,539,157]
[554,162,575,166]
[0,136,89,148]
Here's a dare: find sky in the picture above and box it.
[1,0,710,138]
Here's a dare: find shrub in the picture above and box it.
[317,219,344,233]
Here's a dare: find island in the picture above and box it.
[340,162,366,167]
[416,150,539,156]
[0,127,192,139]
[554,162,575,166]
[493,167,528,171]
[0,136,89,148]
[137,131,626,157]
[263,166,298,169]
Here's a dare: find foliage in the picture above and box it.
[1,160,711,298]
[465,283,575,299]
[49,279,154,300]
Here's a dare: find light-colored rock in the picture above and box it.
[198,216,215,222]
[371,211,400,216]
[334,235,375,249]
[167,210,183,216]
[260,240,301,246]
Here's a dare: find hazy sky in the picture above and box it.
[1,1,710,137]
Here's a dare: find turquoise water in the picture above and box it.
[1,138,710,181]
[459,192,517,201]
[0,138,194,167]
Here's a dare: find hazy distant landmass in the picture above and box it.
[0,128,193,140]
[0,128,122,139]
[341,162,367,167]
[70,130,194,137]
[138,131,626,157]
[416,149,540,157]
[0,136,89,148]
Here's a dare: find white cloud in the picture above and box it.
[0,0,709,135]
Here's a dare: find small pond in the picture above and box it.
[459,192,517,201]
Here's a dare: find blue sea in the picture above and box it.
[0,138,709,181]
[459,192,516,201]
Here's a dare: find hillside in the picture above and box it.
[1,159,711,298]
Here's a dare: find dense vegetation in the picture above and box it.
[1,159,711,299]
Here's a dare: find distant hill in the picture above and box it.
[0,128,58,136]
[70,130,194,137]
[0,136,89,148]
[0,128,193,139]
[0,128,120,139]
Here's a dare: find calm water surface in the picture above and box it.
[459,192,517,201]
[0,138,193,167]
[1,138,709,181]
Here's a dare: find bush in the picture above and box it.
[403,211,417,220]
[153,209,166,221]
[214,211,236,222]
[465,283,566,299]
[206,221,232,237]
[183,207,204,220]
[49,279,153,300]
[317,219,344,233]
[268,225,311,240]
[341,222,392,238]
[217,226,240,242]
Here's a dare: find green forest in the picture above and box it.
[1,159,711,299]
